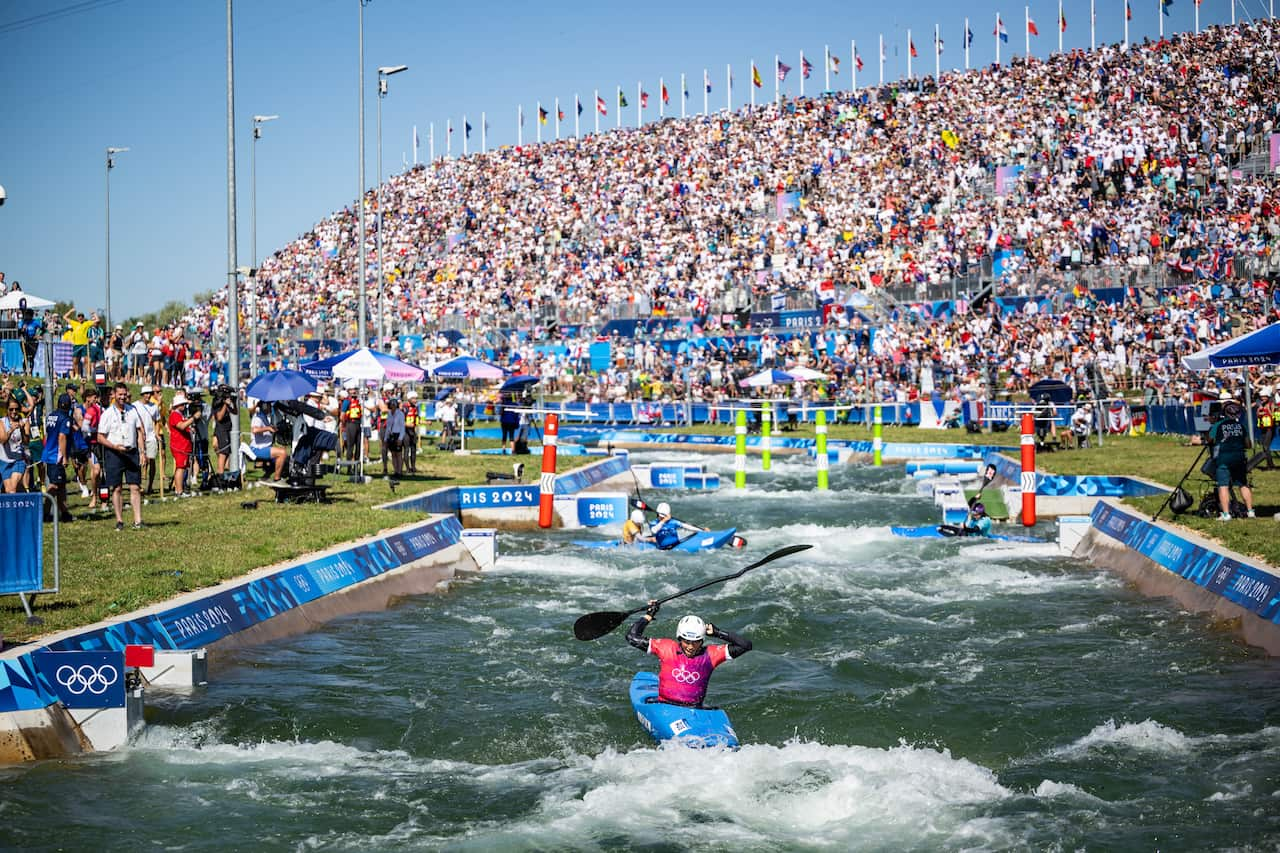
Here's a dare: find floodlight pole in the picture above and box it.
[226,0,241,474]
[105,146,129,334]
[251,114,278,380]
[376,64,408,351]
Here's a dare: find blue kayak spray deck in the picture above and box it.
[629,672,739,748]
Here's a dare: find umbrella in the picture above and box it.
[245,369,317,402]
[1183,323,1280,370]
[784,366,828,382]
[0,290,56,311]
[300,347,425,382]
[740,368,796,388]
[430,355,505,380]
[500,374,540,392]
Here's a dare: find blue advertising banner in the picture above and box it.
[577,495,628,527]
[749,309,825,330]
[33,650,125,710]
[1091,502,1280,625]
[458,486,539,508]
[649,467,687,489]
[0,493,42,594]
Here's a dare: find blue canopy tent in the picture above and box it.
[1183,323,1280,445]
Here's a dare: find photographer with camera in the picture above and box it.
[187,389,212,490]
[1206,390,1256,521]
[168,392,196,496]
[18,308,43,375]
[211,384,236,481]
[250,399,288,481]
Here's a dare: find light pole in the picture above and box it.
[376,64,408,350]
[105,146,129,333]
[357,0,370,349]
[251,114,279,379]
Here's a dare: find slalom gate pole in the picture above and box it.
[761,401,772,471]
[816,409,829,490]
[873,405,883,466]
[538,414,559,528]
[1020,412,1037,527]
[734,409,747,490]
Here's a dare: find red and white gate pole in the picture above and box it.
[1020,412,1037,527]
[538,414,559,529]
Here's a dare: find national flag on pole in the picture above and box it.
[1126,1,1132,20]
[1060,9,1067,30]
[752,62,762,87]
[641,90,649,108]
[618,90,628,108]
[558,105,565,120]
[908,39,917,58]
[936,37,945,54]
[704,69,712,92]
[830,55,840,74]
[538,107,547,124]
[855,52,864,71]
[576,97,583,116]
[776,62,790,81]
[966,25,974,46]
[1027,17,1039,35]
[801,56,813,78]
[996,15,1009,41]
[1162,0,1173,14]
[661,83,669,104]
[465,121,472,137]
[596,96,607,115]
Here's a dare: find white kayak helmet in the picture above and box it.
[677,615,706,641]
[630,509,646,524]
[656,502,672,517]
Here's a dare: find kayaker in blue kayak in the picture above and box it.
[648,502,707,550]
[939,501,993,538]
[622,509,648,545]
[626,602,752,707]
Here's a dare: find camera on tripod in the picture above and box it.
[211,383,237,413]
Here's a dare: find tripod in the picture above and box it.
[1151,444,1208,523]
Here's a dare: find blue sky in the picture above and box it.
[0,0,1241,324]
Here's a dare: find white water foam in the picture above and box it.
[1052,718,1195,758]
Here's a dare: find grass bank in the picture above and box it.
[2,440,590,645]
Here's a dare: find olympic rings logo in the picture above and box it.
[671,666,701,684]
[54,663,119,696]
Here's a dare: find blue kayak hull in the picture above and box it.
[890,525,1046,544]
[629,672,738,748]
[574,527,739,553]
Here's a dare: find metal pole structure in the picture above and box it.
[251,115,278,380]
[105,147,128,335]
[815,409,829,490]
[734,409,747,489]
[226,0,241,473]
[357,0,369,349]
[761,400,772,470]
[376,65,407,350]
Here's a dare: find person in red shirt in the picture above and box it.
[168,392,196,495]
[626,602,751,707]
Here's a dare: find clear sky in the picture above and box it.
[0,0,1243,325]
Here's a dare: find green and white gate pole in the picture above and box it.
[816,409,829,490]
[734,409,747,490]
[761,401,772,471]
[873,405,883,467]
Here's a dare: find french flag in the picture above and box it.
[995,15,1009,42]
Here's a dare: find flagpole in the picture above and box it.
[574,95,580,138]
[659,76,665,119]
[636,81,642,127]
[680,73,687,119]
[1159,0,1164,38]
[726,63,732,112]
[463,113,468,156]
[774,55,780,105]
[1059,0,1064,53]
[517,105,522,146]
[1124,1,1129,50]
[996,12,1001,65]
[964,18,970,69]
[703,69,709,116]
[935,25,941,80]
[554,97,560,140]
[1025,6,1030,59]
[799,50,805,97]
[429,122,434,162]
[852,39,857,91]
[447,119,452,157]
[824,45,830,92]
[906,30,912,79]
[1091,0,1096,49]
[616,85,621,129]
[1195,0,1199,32]
[481,111,487,153]
[536,101,541,144]
[878,34,884,85]
[594,89,599,134]
[412,124,418,165]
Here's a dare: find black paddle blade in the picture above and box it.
[574,610,630,641]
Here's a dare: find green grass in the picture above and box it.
[1,437,591,645]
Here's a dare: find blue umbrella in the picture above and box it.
[245,369,317,402]
[500,374,540,392]
[1184,323,1280,370]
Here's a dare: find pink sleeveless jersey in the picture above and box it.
[649,637,728,705]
